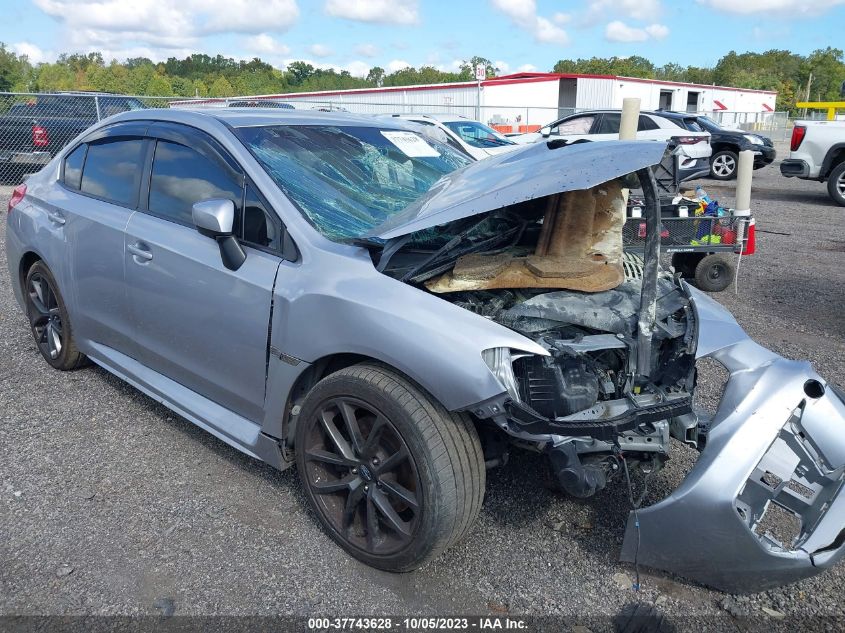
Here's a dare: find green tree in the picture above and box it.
[208,75,235,97]
[0,43,32,91]
[286,61,316,85]
[367,66,385,86]
[459,56,498,80]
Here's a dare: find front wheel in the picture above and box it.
[827,162,845,207]
[295,363,485,571]
[710,150,739,180]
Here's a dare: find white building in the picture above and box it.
[174,72,778,132]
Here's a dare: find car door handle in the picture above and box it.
[127,242,153,261]
[47,211,65,225]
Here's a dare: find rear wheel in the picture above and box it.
[710,150,739,180]
[295,363,485,571]
[827,162,845,207]
[693,254,735,292]
[670,252,704,278]
[24,261,87,370]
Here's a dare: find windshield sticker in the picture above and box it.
[380,131,440,157]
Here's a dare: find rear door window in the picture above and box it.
[80,139,145,207]
[63,144,87,190]
[148,140,243,226]
[638,115,659,131]
[596,113,621,134]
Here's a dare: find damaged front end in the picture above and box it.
[368,139,845,592]
[374,146,698,501]
[620,290,845,593]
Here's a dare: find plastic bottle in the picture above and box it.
[695,186,711,204]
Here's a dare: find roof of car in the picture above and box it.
[647,110,700,119]
[108,107,413,129]
[391,113,472,123]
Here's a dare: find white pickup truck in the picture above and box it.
[780,120,845,206]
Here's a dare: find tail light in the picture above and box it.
[32,125,48,147]
[742,218,756,256]
[790,125,806,152]
[676,136,704,144]
[8,183,26,215]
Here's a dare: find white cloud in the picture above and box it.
[697,0,844,14]
[494,60,510,74]
[324,0,419,24]
[387,59,411,73]
[308,43,333,58]
[434,59,463,73]
[552,12,571,25]
[490,0,570,45]
[586,0,662,22]
[605,20,670,42]
[344,60,371,77]
[354,43,380,57]
[244,34,291,56]
[517,63,538,72]
[31,0,300,56]
[11,42,52,64]
[535,16,569,44]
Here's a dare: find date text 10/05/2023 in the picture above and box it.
[307,617,529,630]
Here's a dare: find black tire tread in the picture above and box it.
[25,261,88,370]
[693,253,734,293]
[827,162,845,207]
[298,362,485,571]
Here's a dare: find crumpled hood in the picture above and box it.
[368,140,667,240]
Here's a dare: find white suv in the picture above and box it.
[389,113,520,161]
[514,110,712,182]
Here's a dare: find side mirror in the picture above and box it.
[192,198,235,235]
[540,126,552,138]
[192,198,246,271]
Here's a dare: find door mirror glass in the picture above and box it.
[192,198,235,235]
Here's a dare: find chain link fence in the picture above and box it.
[705,110,791,141]
[0,90,793,184]
[0,92,183,181]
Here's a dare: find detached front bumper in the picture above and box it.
[621,289,845,593]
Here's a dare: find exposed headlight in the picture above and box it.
[482,348,521,401]
[743,134,764,145]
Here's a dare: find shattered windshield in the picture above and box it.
[235,124,472,241]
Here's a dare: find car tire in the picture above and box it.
[295,363,485,571]
[710,150,739,180]
[693,254,735,292]
[23,261,88,370]
[827,162,845,207]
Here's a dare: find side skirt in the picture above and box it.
[84,341,287,470]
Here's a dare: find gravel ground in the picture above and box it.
[2,158,845,631]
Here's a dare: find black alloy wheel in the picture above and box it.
[24,261,87,370]
[294,364,486,571]
[302,396,422,555]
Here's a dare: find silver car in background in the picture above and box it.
[6,108,845,592]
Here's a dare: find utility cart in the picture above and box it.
[622,148,757,292]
